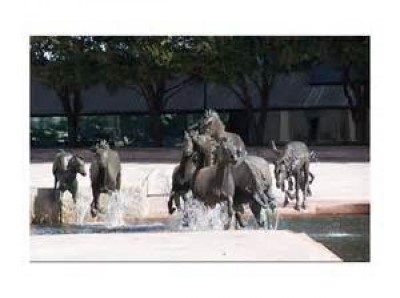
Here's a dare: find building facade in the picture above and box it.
[30,66,366,147]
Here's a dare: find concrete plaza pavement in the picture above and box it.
[30,160,369,222]
[30,160,367,262]
[30,230,341,261]
[31,161,370,202]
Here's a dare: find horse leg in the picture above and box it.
[283,191,290,207]
[70,179,78,204]
[234,212,245,229]
[294,173,301,211]
[54,177,58,193]
[265,188,277,210]
[301,189,307,210]
[116,172,121,191]
[306,172,314,197]
[250,201,263,228]
[182,192,192,227]
[306,186,312,197]
[233,203,245,229]
[309,171,315,184]
[302,163,310,208]
[288,177,294,191]
[265,188,279,230]
[91,188,100,218]
[301,174,307,210]
[175,191,184,212]
[167,191,177,214]
[58,191,64,224]
[224,196,234,230]
[287,189,296,201]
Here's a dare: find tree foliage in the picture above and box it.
[313,36,370,142]
[93,36,201,146]
[31,36,102,145]
[192,36,319,144]
[30,36,370,146]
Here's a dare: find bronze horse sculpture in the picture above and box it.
[192,130,278,229]
[167,131,198,216]
[191,138,239,230]
[168,111,279,229]
[52,150,86,223]
[271,140,315,210]
[199,110,278,229]
[231,155,278,229]
[89,140,122,217]
[200,109,247,159]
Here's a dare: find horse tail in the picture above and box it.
[310,150,318,162]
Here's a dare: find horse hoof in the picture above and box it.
[90,208,98,218]
[168,207,176,215]
[238,222,246,229]
[301,204,306,210]
[294,205,300,211]
[182,218,190,227]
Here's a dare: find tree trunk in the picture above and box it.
[67,114,78,146]
[352,103,369,144]
[245,106,255,145]
[256,85,270,146]
[354,83,369,144]
[149,105,163,147]
[71,89,82,146]
[256,110,267,145]
[235,80,255,145]
[343,82,369,144]
[58,88,82,146]
[342,67,370,144]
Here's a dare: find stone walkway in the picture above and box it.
[30,161,368,262]
[30,230,341,262]
[31,161,370,201]
[30,161,369,222]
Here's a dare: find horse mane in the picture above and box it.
[206,109,225,139]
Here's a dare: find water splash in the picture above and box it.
[73,185,149,227]
[103,186,149,227]
[75,191,91,225]
[105,191,125,227]
[311,232,361,238]
[74,170,151,227]
[170,199,229,231]
[161,172,230,231]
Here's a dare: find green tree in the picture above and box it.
[31,36,101,145]
[315,37,370,143]
[195,36,316,145]
[97,36,198,146]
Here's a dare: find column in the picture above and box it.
[279,110,290,142]
[347,109,356,142]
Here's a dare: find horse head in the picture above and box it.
[68,154,86,176]
[215,137,239,166]
[182,130,194,157]
[200,109,225,138]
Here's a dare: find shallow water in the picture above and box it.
[279,215,370,262]
[30,214,369,262]
[30,222,166,235]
